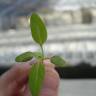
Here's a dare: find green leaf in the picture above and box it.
[32,52,42,59]
[30,13,47,46]
[28,63,45,96]
[51,55,66,67]
[15,51,33,62]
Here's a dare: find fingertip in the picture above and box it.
[43,59,55,68]
[43,67,60,93]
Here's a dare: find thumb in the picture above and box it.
[40,65,60,96]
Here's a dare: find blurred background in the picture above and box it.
[0,0,96,96]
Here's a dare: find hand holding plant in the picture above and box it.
[0,60,59,96]
[15,13,66,96]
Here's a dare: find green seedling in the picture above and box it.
[15,13,66,96]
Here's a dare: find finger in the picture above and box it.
[40,67,60,96]
[44,59,59,91]
[43,59,55,68]
[0,63,31,87]
[3,75,28,96]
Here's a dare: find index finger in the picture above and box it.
[0,63,31,86]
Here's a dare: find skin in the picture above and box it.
[0,60,60,96]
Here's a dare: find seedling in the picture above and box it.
[15,13,66,96]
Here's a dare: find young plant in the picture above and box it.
[15,13,66,96]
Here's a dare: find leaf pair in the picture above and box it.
[15,52,66,67]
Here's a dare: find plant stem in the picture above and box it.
[40,45,44,59]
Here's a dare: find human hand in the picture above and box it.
[0,60,60,96]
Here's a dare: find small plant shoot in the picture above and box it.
[15,13,66,96]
